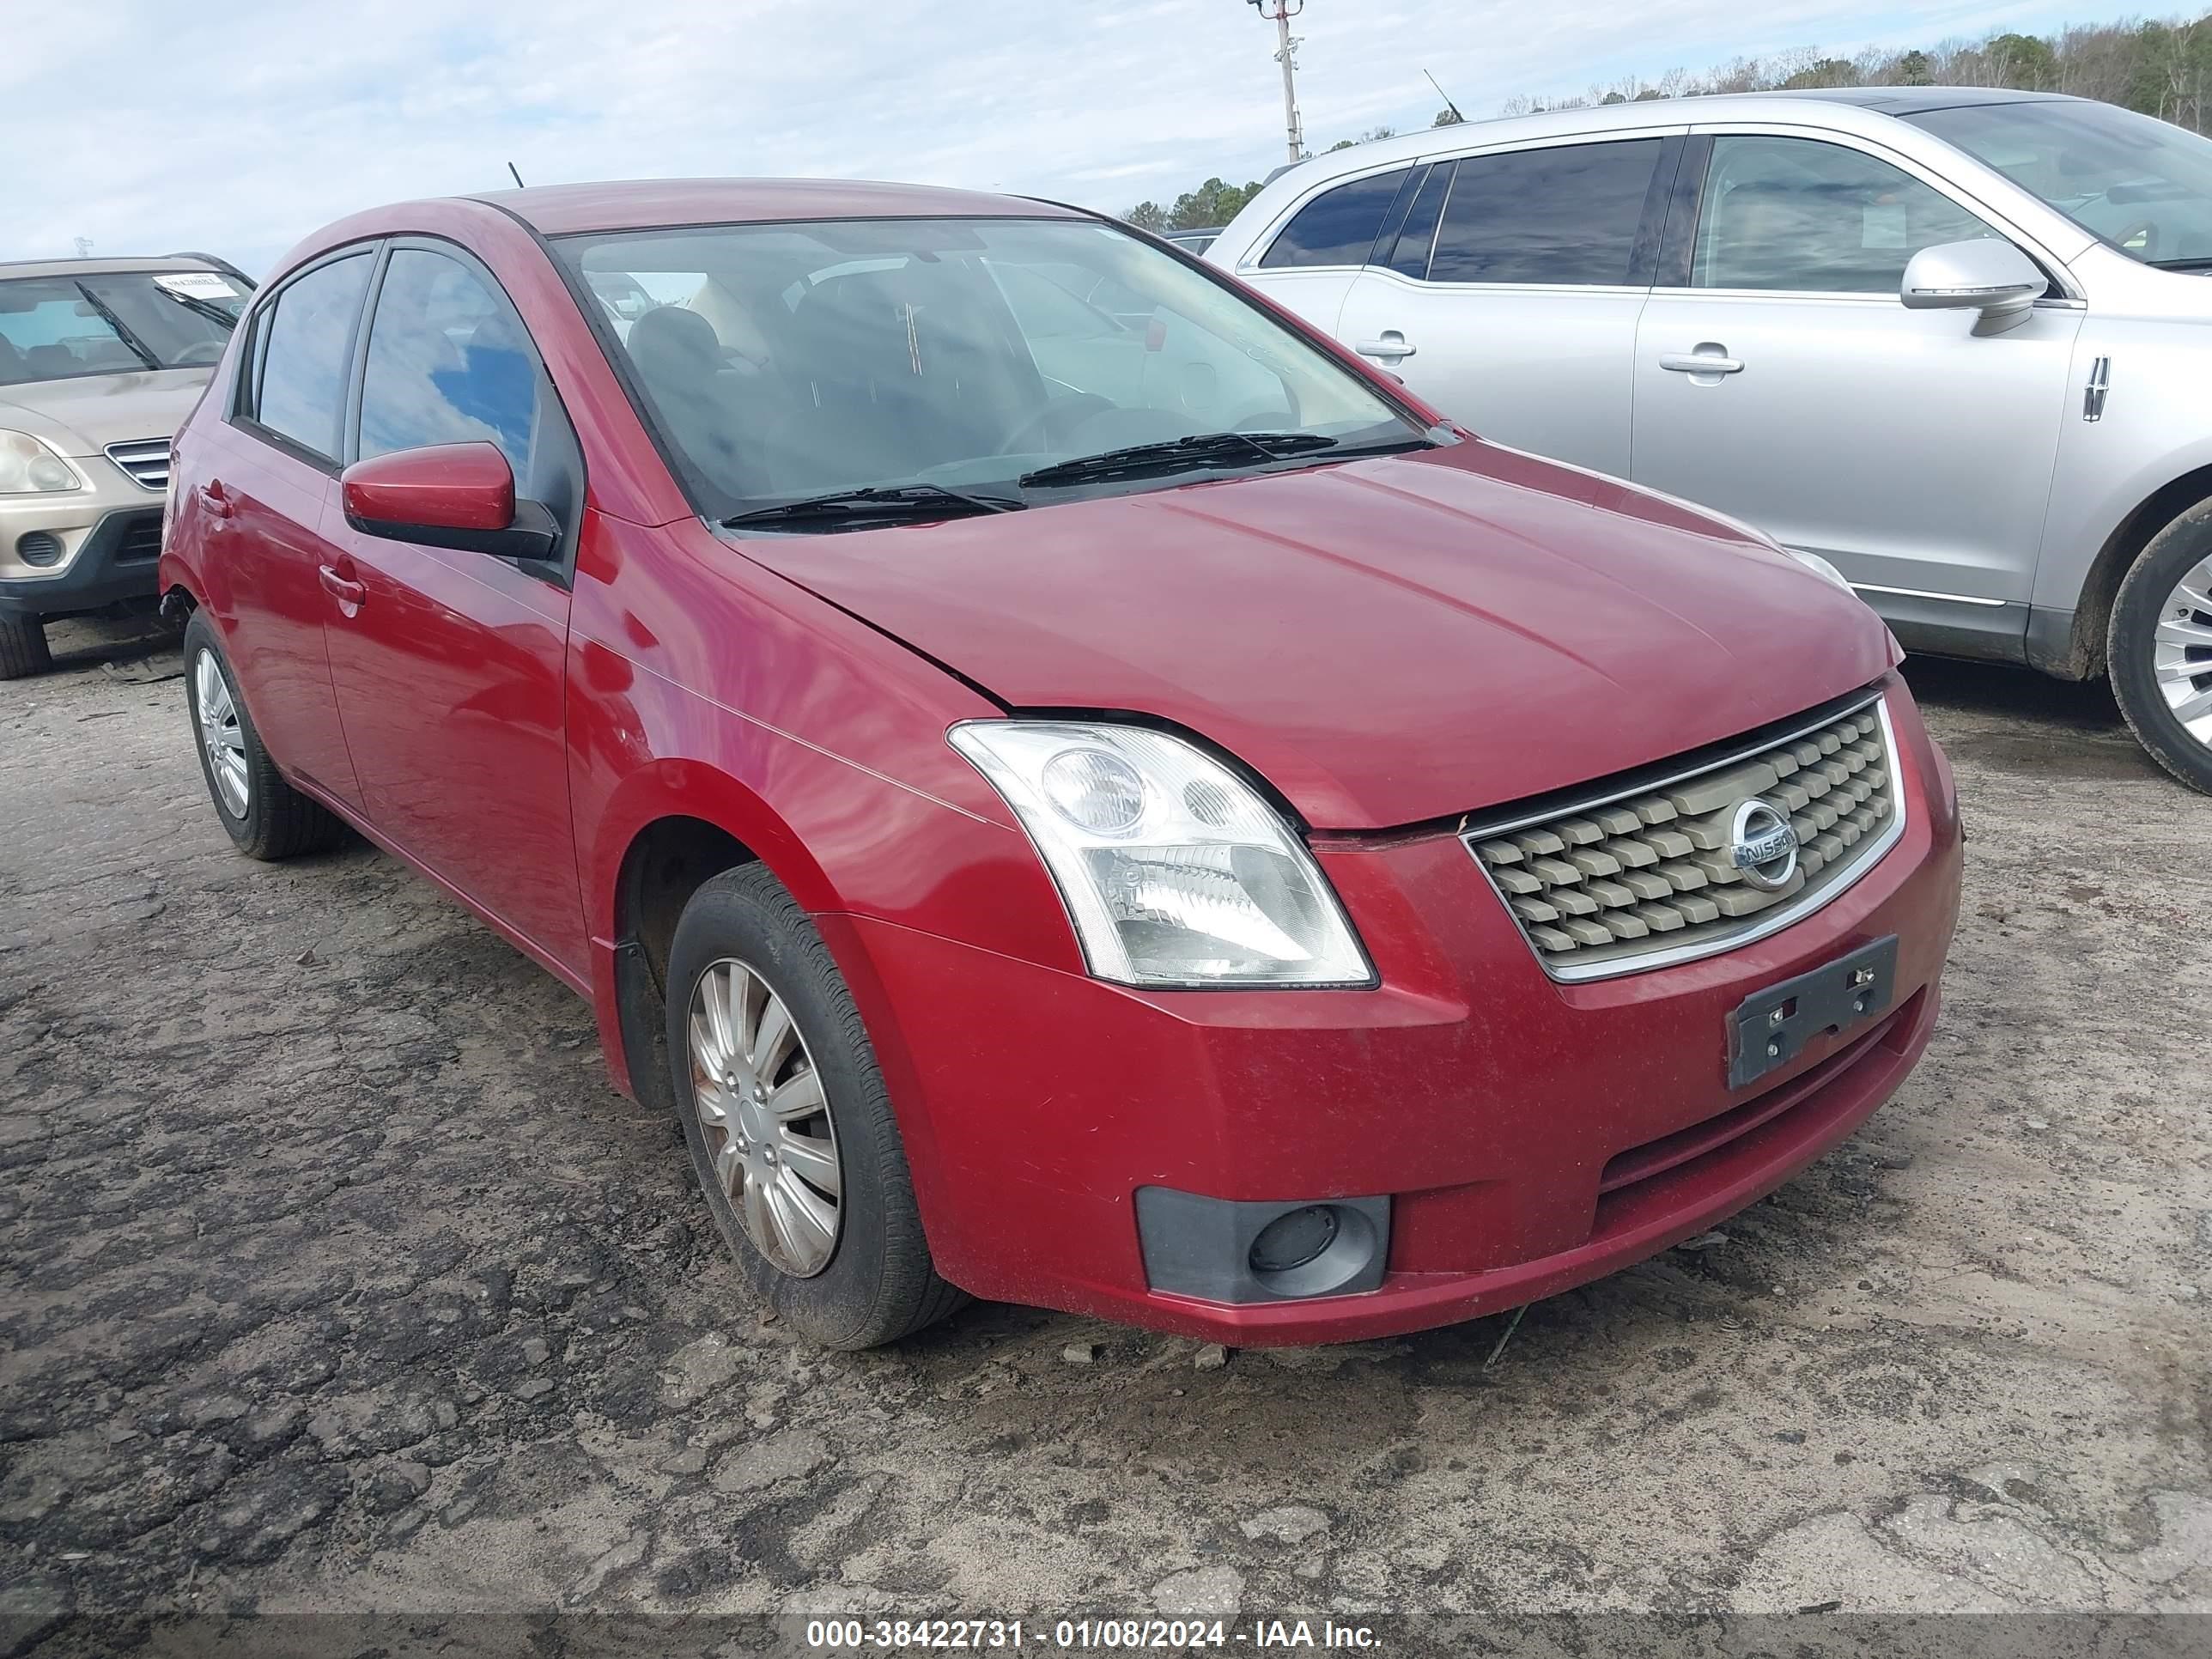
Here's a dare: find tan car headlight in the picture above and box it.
[0,430,82,495]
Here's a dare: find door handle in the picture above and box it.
[1356,331,1417,362]
[195,483,234,519]
[1658,350,1744,375]
[318,563,366,611]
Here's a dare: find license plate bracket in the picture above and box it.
[1727,935,1898,1090]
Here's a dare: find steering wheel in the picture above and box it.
[999,393,1115,457]
[2111,220,2161,260]
[172,340,227,368]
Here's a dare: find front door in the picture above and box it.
[1632,132,2081,635]
[318,241,588,978]
[1335,135,1677,479]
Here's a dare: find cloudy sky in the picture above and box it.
[1,0,2135,274]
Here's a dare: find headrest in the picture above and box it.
[629,305,722,382]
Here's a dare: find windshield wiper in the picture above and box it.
[2147,256,2212,270]
[1018,430,1341,489]
[70,282,160,372]
[722,482,1025,531]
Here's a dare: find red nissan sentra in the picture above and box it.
[159,179,1962,1349]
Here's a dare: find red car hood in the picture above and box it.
[738,441,1898,830]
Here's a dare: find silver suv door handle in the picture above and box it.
[1357,332,1416,362]
[1658,351,1743,374]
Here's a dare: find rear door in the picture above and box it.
[206,247,377,807]
[1630,130,2081,639]
[1235,165,1414,337]
[318,240,590,976]
[1334,133,1681,477]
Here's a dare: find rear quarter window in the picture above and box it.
[1259,168,1413,269]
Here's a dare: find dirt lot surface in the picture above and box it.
[3,618,2209,1650]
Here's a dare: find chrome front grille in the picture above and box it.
[105,440,169,491]
[1463,693,1904,981]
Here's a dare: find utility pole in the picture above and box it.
[1245,0,1305,163]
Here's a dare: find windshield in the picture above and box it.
[0,269,246,386]
[554,216,1425,526]
[1907,100,2212,268]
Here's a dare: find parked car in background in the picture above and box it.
[1164,226,1224,255]
[161,178,1960,1350]
[1210,88,2212,792]
[0,254,252,676]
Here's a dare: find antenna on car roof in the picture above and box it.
[1425,69,1465,125]
[507,162,526,188]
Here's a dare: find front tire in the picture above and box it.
[2110,498,2212,795]
[0,613,52,679]
[664,864,963,1349]
[183,610,346,859]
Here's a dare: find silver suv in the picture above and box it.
[1210,88,2212,791]
[0,255,251,678]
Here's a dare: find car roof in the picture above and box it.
[0,254,229,282]
[1763,85,2076,115]
[1257,85,2087,184]
[464,177,1089,238]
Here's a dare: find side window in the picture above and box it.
[1259,168,1413,269]
[359,247,542,481]
[252,252,373,460]
[1693,137,2002,294]
[1383,162,1455,279]
[1429,140,1663,285]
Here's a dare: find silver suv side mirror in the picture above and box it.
[1900,240,2045,332]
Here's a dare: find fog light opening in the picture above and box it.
[16,532,63,568]
[1249,1205,1339,1273]
[1243,1201,1379,1299]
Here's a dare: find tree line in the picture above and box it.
[1123,9,2212,232]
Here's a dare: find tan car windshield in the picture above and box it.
[0,271,244,386]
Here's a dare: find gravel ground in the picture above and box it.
[2,617,2209,1650]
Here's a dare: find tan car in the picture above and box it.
[0,255,252,677]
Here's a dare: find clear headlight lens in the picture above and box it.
[950,720,1372,988]
[0,430,82,495]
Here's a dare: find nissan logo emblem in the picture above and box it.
[1729,799,1800,891]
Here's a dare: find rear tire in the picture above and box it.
[0,613,52,679]
[664,863,964,1350]
[2109,497,2212,796]
[183,610,347,859]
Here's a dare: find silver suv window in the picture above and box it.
[1905,99,2212,269]
[1692,137,2001,294]
[1429,139,1662,286]
[1260,169,1412,269]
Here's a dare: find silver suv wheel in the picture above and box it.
[2150,551,2212,747]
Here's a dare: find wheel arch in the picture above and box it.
[593,768,843,1115]
[2043,461,2212,681]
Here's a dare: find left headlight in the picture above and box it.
[0,430,82,495]
[950,720,1373,988]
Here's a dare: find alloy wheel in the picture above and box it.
[2153,552,2212,747]
[192,649,251,817]
[685,957,843,1277]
